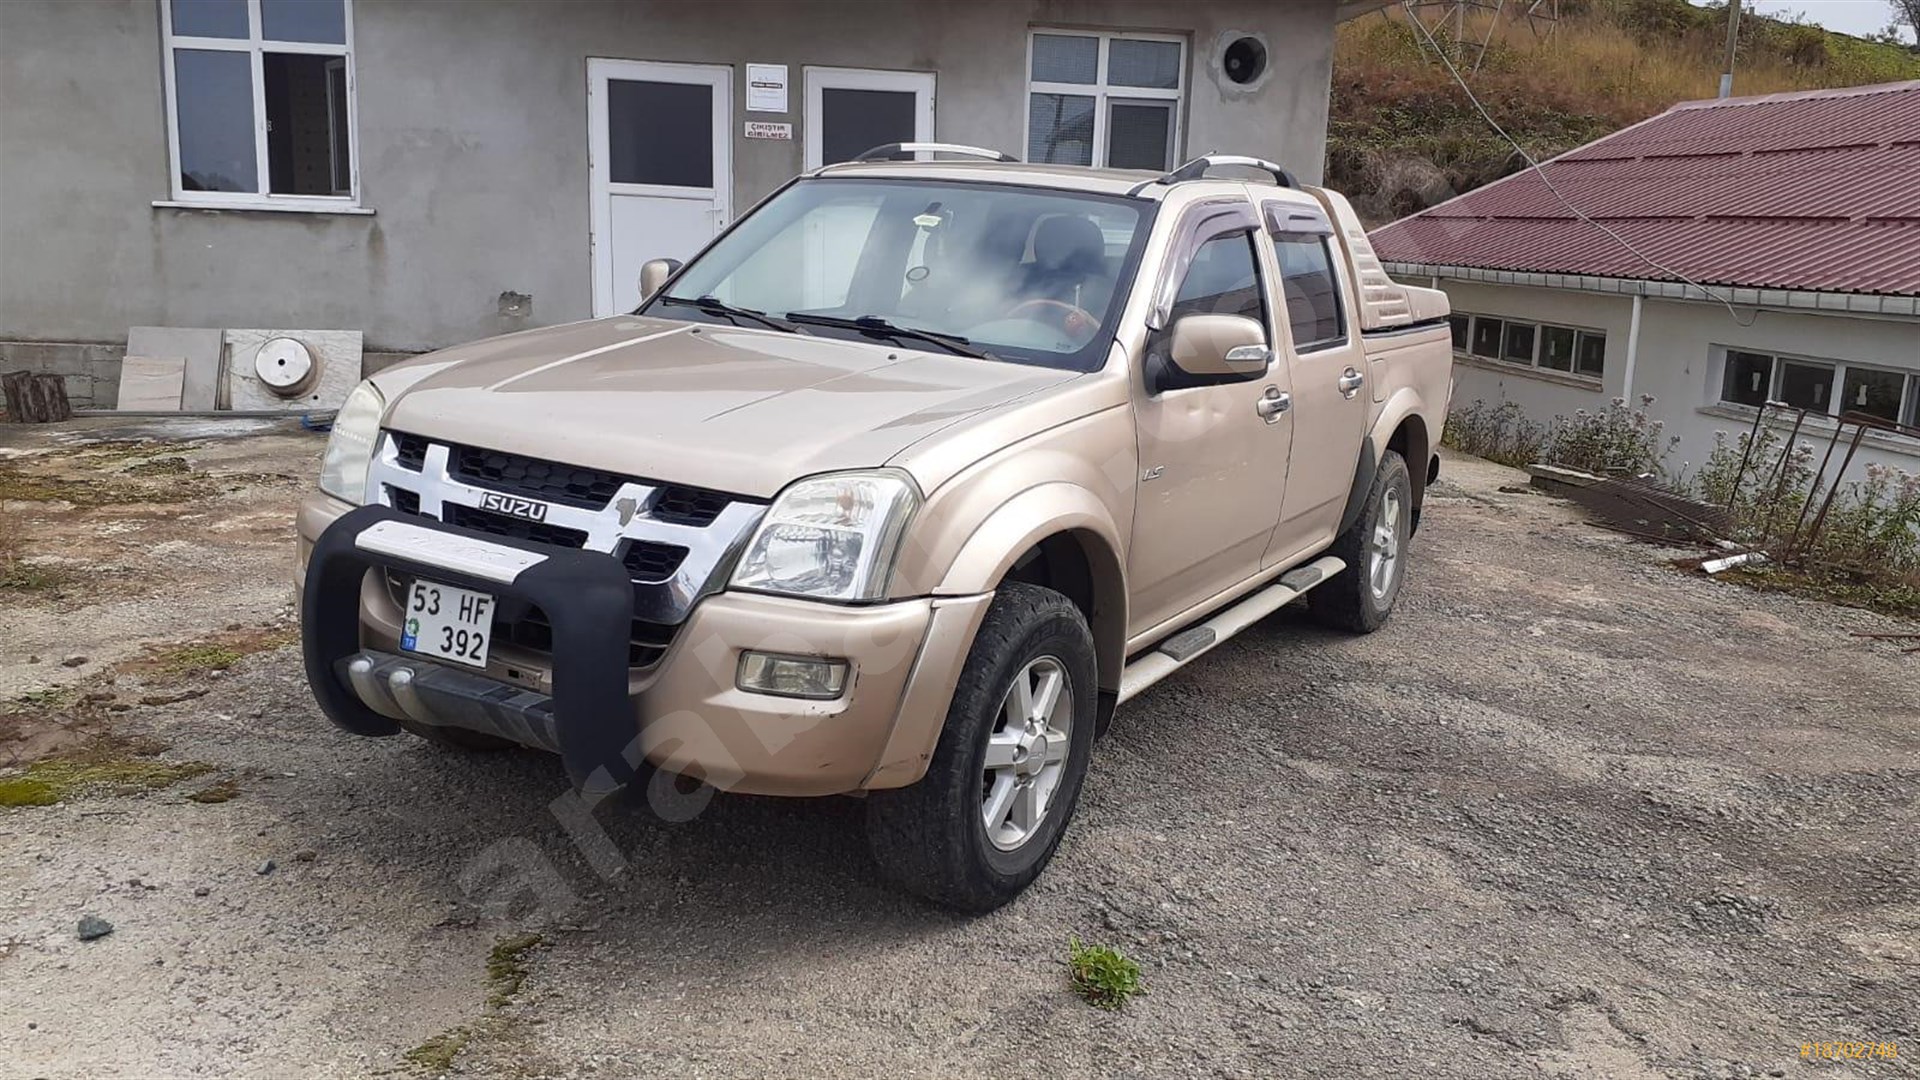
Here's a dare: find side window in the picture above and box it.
[1168,232,1268,327]
[1272,234,1345,350]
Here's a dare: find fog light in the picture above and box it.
[736,652,849,700]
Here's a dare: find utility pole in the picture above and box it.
[1719,0,1742,98]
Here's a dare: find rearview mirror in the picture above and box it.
[638,258,682,303]
[1168,313,1270,379]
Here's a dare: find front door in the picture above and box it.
[803,67,934,169]
[1127,203,1295,643]
[588,59,732,316]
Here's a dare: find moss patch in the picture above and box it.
[484,933,545,1009]
[131,625,299,680]
[0,757,213,808]
[401,1027,474,1075]
[186,777,243,804]
[402,934,548,1075]
[0,440,215,507]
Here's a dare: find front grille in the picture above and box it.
[442,502,590,549]
[392,432,429,471]
[620,540,688,583]
[373,433,759,672]
[651,485,732,527]
[450,445,626,511]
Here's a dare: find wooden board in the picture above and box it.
[117,356,187,411]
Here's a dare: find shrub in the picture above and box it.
[1541,395,1678,478]
[1441,400,1545,467]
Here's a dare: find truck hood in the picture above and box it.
[375,316,1081,498]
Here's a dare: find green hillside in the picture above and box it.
[1330,0,1920,224]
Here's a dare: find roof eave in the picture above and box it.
[1382,262,1920,319]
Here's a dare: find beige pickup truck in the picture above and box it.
[298,147,1452,911]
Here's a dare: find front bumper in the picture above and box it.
[297,494,989,796]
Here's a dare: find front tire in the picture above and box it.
[866,582,1097,913]
[1309,449,1413,634]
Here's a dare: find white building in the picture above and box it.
[1370,80,1920,478]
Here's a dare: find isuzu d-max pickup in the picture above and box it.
[298,146,1453,911]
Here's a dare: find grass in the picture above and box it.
[0,757,214,808]
[1067,937,1144,1010]
[13,686,82,713]
[402,933,547,1075]
[1716,564,1920,621]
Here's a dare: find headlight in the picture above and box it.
[730,470,921,601]
[318,380,386,503]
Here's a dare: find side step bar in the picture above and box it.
[1117,555,1346,704]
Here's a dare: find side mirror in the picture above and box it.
[638,258,682,303]
[1167,313,1270,379]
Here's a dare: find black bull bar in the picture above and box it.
[301,504,640,793]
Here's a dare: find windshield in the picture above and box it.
[646,177,1152,371]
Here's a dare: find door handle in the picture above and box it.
[1255,387,1291,422]
[1337,368,1364,398]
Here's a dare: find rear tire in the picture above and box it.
[1309,450,1413,634]
[865,582,1097,913]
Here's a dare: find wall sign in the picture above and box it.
[746,64,788,113]
[745,121,793,140]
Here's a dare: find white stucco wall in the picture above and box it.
[1434,279,1920,483]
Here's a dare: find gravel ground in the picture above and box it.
[1,426,1914,1079]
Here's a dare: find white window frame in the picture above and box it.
[802,67,936,171]
[1454,312,1606,380]
[159,0,361,211]
[1716,346,1916,427]
[1024,29,1185,170]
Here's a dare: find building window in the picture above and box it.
[161,0,357,206]
[1453,312,1606,379]
[1273,234,1345,350]
[1469,316,1504,360]
[1027,30,1184,171]
[1718,348,1915,426]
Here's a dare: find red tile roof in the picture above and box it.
[1367,80,1920,297]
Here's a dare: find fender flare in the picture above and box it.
[1337,390,1431,537]
[934,482,1128,692]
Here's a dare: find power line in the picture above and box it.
[1403,12,1760,326]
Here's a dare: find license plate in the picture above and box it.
[400,580,494,668]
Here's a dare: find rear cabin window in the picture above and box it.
[1272,233,1344,350]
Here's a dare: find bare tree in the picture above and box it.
[1892,0,1920,32]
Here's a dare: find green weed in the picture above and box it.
[1067,936,1144,1010]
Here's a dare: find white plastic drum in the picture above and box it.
[255,337,317,397]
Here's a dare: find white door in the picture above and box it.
[588,59,732,317]
[803,67,934,170]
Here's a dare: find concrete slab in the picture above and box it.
[116,356,186,411]
[223,329,362,412]
[127,326,225,409]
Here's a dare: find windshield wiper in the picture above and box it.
[660,295,809,336]
[783,313,990,359]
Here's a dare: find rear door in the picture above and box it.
[1262,199,1369,564]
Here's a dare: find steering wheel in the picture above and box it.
[1006,298,1098,337]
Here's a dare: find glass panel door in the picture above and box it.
[803,68,934,170]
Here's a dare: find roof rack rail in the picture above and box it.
[849,142,1020,163]
[1126,154,1298,197]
